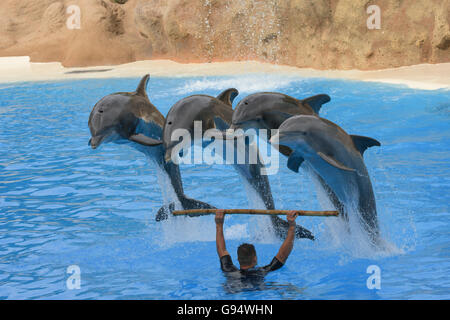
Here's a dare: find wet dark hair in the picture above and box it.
[237,243,256,266]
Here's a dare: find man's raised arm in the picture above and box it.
[275,211,298,263]
[215,210,229,258]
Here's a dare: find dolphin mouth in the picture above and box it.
[269,132,291,152]
[230,121,249,131]
[269,133,294,157]
[269,132,281,146]
[88,135,104,149]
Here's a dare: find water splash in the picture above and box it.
[304,164,404,259]
[176,74,299,96]
[240,178,278,244]
[155,174,279,247]
[366,148,417,254]
[141,150,182,209]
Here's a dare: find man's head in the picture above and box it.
[237,243,257,269]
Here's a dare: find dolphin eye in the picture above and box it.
[98,109,104,113]
[168,121,172,125]
[244,101,248,105]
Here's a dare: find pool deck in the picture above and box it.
[0,56,449,90]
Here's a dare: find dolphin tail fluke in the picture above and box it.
[180,196,217,212]
[156,203,175,221]
[270,215,315,240]
[155,197,216,221]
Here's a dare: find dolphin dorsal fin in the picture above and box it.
[216,88,239,106]
[302,94,331,114]
[350,135,381,156]
[287,152,304,173]
[135,74,150,97]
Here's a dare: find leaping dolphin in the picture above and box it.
[270,115,381,242]
[88,74,215,217]
[160,90,314,240]
[230,92,330,158]
[228,92,347,233]
[231,92,330,134]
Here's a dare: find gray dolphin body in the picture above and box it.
[161,90,314,240]
[88,75,215,217]
[271,115,381,241]
[230,92,350,234]
[232,93,330,136]
[231,92,330,159]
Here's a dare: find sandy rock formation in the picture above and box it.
[0,0,448,69]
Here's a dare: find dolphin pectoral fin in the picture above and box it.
[287,153,304,173]
[278,145,292,157]
[216,88,239,106]
[317,152,355,172]
[213,116,231,131]
[350,135,381,156]
[302,94,331,114]
[128,134,162,146]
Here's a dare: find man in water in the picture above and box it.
[215,210,298,276]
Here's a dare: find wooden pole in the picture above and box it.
[172,209,339,217]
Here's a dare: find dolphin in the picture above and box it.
[228,92,345,231]
[270,115,381,242]
[231,92,330,135]
[230,92,330,158]
[160,90,314,240]
[88,74,215,218]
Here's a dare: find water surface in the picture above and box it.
[0,75,449,299]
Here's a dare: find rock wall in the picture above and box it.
[0,0,448,69]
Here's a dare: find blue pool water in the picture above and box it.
[0,74,449,299]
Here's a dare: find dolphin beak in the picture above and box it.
[89,136,103,149]
[270,132,289,150]
[270,132,294,156]
[269,132,281,147]
[164,148,172,163]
